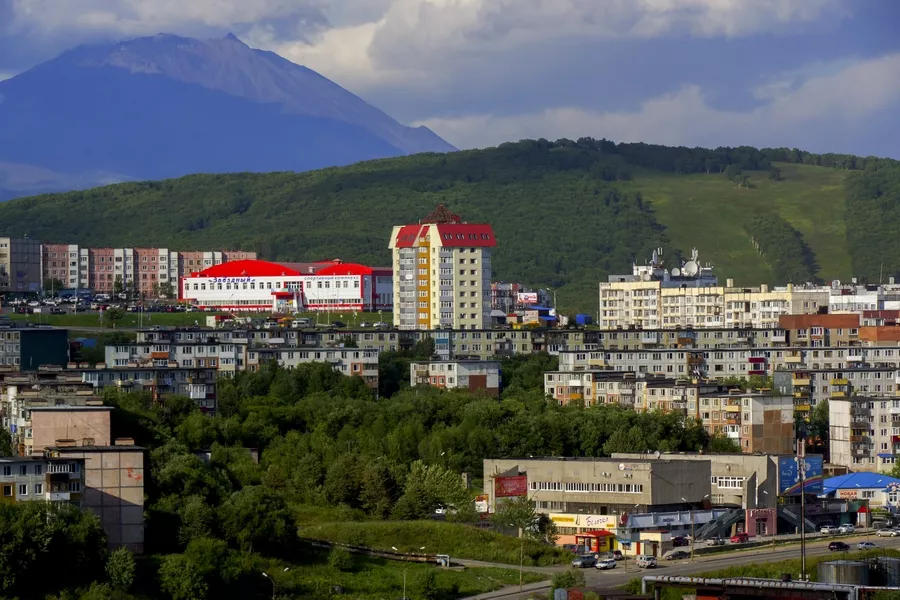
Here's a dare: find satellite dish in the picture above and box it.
[618,463,626,471]
[671,268,681,277]
[641,273,652,281]
[683,261,699,277]
[653,450,661,459]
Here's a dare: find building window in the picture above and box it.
[17,484,27,496]
[34,483,42,495]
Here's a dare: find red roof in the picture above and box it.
[436,224,496,247]
[191,259,301,278]
[580,530,615,537]
[392,224,427,248]
[315,263,374,276]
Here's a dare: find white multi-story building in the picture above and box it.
[598,248,828,329]
[388,205,495,331]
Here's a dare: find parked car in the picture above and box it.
[636,555,658,569]
[571,555,597,568]
[596,558,617,570]
[603,550,624,561]
[858,541,877,550]
[876,528,900,537]
[663,550,690,561]
[707,537,726,546]
[839,524,856,534]
[49,308,66,315]
[730,533,750,544]
[331,321,347,328]
[829,541,850,552]
[820,525,838,535]
[672,536,690,547]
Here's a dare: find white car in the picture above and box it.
[839,524,856,534]
[596,558,617,570]
[876,528,899,537]
[858,541,877,550]
[820,525,838,534]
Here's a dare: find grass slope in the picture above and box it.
[0,141,861,311]
[619,162,851,284]
[299,520,571,567]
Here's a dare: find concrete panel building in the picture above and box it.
[0,237,42,293]
[31,406,112,454]
[49,439,145,552]
[0,455,85,505]
[410,360,501,397]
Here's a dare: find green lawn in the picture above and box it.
[298,520,572,567]
[618,162,851,285]
[265,556,547,600]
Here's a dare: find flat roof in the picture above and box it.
[30,405,113,411]
[0,456,79,462]
[487,456,696,464]
[49,445,145,452]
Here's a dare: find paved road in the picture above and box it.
[463,533,900,600]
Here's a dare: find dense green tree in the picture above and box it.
[218,486,294,554]
[159,554,208,600]
[106,548,136,591]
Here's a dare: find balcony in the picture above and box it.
[771,334,787,343]
[785,355,803,364]
[641,335,658,344]
[831,378,849,386]
[831,391,848,398]
[726,431,740,439]
[47,492,70,502]
[793,391,810,399]
[847,356,864,363]
[794,404,811,412]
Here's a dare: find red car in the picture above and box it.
[730,533,750,544]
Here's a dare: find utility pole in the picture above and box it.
[519,538,524,591]
[798,438,807,581]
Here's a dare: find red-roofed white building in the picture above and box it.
[388,205,495,330]
[179,259,393,313]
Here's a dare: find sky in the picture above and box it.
[2,0,899,157]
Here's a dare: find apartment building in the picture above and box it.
[78,365,218,413]
[248,347,380,389]
[0,237,42,293]
[0,325,69,371]
[389,204,494,331]
[49,438,145,552]
[41,244,255,297]
[410,360,501,397]
[1,371,104,455]
[0,455,85,505]
[828,396,900,472]
[699,389,794,454]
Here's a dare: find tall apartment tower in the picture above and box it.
[388,205,495,330]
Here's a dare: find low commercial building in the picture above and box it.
[179,258,392,312]
[410,360,501,397]
[0,454,85,504]
[822,472,900,510]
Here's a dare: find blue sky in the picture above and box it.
[2,0,899,157]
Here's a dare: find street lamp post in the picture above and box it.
[682,495,709,562]
[261,567,289,600]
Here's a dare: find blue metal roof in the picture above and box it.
[527,305,553,310]
[878,453,895,459]
[823,472,900,492]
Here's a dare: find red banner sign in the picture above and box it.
[495,475,528,498]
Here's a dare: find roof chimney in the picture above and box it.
[55,439,77,448]
[114,438,135,446]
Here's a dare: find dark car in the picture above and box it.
[331,321,347,328]
[829,541,850,552]
[49,308,66,315]
[663,550,690,561]
[672,536,690,547]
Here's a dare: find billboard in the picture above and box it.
[517,292,538,305]
[495,475,528,498]
[778,455,823,495]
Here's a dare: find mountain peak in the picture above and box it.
[0,32,454,199]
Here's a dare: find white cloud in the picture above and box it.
[6,0,327,37]
[5,0,846,87]
[0,71,16,81]
[414,52,900,149]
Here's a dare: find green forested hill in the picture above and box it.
[2,139,897,312]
